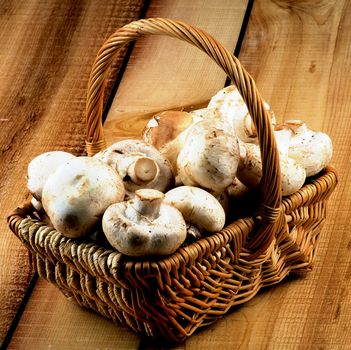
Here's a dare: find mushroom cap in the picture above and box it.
[142,110,195,150]
[237,143,306,196]
[274,124,294,156]
[284,120,333,177]
[177,118,240,193]
[142,110,203,174]
[237,143,262,188]
[42,157,125,238]
[214,190,229,214]
[280,157,306,196]
[208,85,275,143]
[27,151,75,200]
[94,139,174,195]
[164,186,226,232]
[102,189,186,256]
[227,178,251,199]
[189,108,208,119]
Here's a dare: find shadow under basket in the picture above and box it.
[8,18,338,342]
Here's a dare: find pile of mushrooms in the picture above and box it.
[26,85,333,258]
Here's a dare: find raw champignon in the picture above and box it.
[208,85,276,143]
[142,110,203,175]
[102,189,187,256]
[42,157,125,238]
[164,186,226,233]
[237,142,306,196]
[226,178,251,200]
[177,116,240,194]
[27,151,75,201]
[94,140,174,197]
[284,120,333,176]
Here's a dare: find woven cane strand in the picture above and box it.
[8,18,338,342]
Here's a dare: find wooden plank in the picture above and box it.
[103,0,250,145]
[0,0,146,346]
[184,1,351,349]
[8,1,249,349]
[8,281,141,350]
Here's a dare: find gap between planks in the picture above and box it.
[7,1,250,349]
[7,0,351,349]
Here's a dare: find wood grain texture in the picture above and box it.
[103,0,250,145]
[8,1,249,349]
[180,1,350,349]
[8,0,351,349]
[7,281,140,350]
[0,0,146,346]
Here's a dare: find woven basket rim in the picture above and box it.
[5,17,340,343]
[8,165,338,281]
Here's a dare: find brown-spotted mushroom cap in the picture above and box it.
[177,117,240,194]
[142,110,203,174]
[237,142,306,196]
[42,157,125,238]
[94,140,174,197]
[102,189,187,257]
[284,120,333,177]
[208,85,276,143]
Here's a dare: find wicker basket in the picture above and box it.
[8,18,338,342]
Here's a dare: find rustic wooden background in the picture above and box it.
[1,0,350,349]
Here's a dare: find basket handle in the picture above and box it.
[85,18,282,254]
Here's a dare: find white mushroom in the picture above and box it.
[208,85,276,143]
[274,124,294,156]
[164,186,226,233]
[189,108,208,119]
[42,157,125,238]
[237,143,306,196]
[27,151,75,201]
[94,140,174,197]
[142,110,203,174]
[284,120,333,176]
[236,143,262,189]
[177,117,240,194]
[226,178,251,200]
[102,189,186,256]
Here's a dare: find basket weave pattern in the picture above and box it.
[8,18,338,342]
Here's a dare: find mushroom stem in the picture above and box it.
[128,157,158,184]
[102,188,186,256]
[127,189,165,220]
[95,140,174,195]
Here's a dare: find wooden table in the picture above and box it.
[1,1,350,349]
